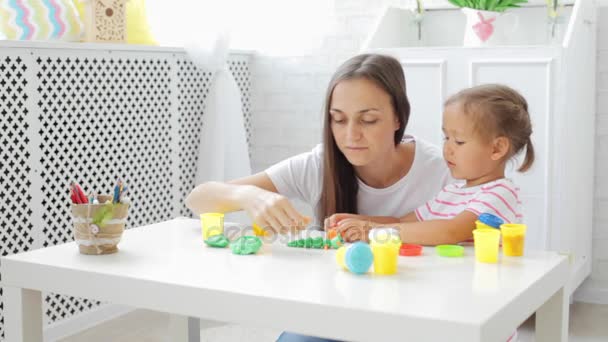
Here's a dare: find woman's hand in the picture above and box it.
[240,185,310,234]
[324,213,368,231]
[334,218,375,243]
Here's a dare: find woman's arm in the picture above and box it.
[324,213,401,230]
[185,172,309,232]
[185,173,277,214]
[335,211,478,245]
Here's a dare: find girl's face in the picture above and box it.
[442,103,506,186]
[329,78,400,166]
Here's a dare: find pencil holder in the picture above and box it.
[71,195,129,255]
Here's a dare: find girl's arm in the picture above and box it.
[324,210,418,230]
[399,211,419,223]
[395,211,477,245]
[336,211,478,245]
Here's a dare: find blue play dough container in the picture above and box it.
[345,242,374,274]
[478,213,504,229]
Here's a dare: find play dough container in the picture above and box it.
[476,213,504,229]
[500,223,527,256]
[435,245,464,257]
[473,228,501,263]
[201,213,224,240]
[369,228,400,275]
[252,223,268,237]
[371,243,398,275]
[400,243,423,256]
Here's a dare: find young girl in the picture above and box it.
[332,84,534,245]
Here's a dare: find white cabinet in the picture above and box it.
[364,0,597,295]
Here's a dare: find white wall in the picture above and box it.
[250,1,608,302]
[577,4,608,303]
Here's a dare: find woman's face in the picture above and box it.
[329,78,400,166]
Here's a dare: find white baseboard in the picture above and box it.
[43,304,134,342]
[573,283,608,304]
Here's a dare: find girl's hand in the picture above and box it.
[335,218,374,243]
[240,186,310,234]
[324,213,368,231]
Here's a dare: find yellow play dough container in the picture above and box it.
[252,223,268,237]
[200,213,224,240]
[501,223,527,256]
[473,228,501,263]
[368,228,401,275]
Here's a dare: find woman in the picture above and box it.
[186,53,450,235]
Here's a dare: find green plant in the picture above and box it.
[447,0,528,12]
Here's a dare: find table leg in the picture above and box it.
[167,314,200,342]
[535,286,569,342]
[4,287,43,342]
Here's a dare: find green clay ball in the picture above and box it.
[230,236,263,255]
[204,235,229,248]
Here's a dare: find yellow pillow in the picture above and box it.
[126,0,156,45]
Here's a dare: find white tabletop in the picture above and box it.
[1,218,569,341]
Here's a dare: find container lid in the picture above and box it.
[435,244,464,257]
[368,227,401,245]
[478,213,503,228]
[399,243,422,256]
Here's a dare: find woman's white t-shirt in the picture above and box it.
[265,135,452,226]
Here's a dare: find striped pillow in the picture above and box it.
[0,0,84,41]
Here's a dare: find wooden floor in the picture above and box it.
[59,302,608,342]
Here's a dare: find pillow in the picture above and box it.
[126,0,156,45]
[0,0,84,41]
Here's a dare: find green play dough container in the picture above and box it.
[435,245,464,257]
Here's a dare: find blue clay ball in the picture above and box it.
[345,242,374,274]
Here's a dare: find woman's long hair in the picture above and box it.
[320,54,410,221]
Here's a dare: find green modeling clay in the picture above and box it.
[330,235,344,249]
[230,236,263,255]
[204,235,229,248]
[312,237,325,248]
[287,237,336,249]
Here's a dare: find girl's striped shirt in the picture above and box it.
[415,178,522,224]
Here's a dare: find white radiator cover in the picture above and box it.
[0,41,252,339]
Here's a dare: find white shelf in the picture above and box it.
[400,0,575,11]
[365,4,574,48]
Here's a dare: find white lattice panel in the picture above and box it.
[0,45,251,339]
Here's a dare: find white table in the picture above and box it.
[1,218,569,342]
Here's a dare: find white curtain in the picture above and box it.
[146,1,332,222]
[147,1,251,188]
